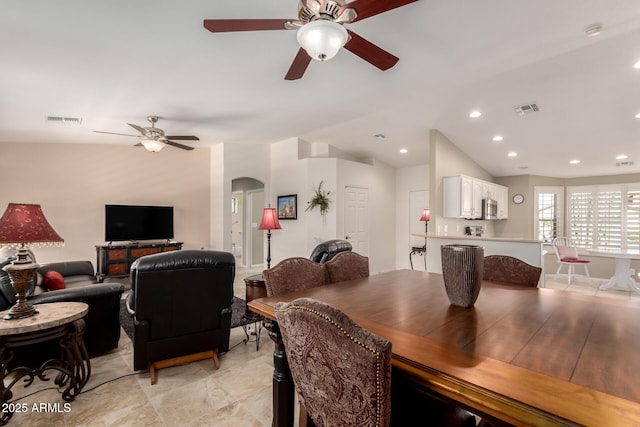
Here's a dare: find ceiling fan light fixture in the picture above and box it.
[296,20,348,61]
[140,139,164,152]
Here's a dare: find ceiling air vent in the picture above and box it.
[514,103,540,116]
[46,116,83,125]
[616,161,635,167]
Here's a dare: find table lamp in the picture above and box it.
[0,203,64,320]
[419,209,430,234]
[258,207,281,269]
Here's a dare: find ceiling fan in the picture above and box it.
[203,0,418,80]
[94,116,199,152]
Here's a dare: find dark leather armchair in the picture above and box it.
[309,239,352,264]
[126,250,235,378]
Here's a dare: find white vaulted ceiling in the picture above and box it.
[2,1,640,178]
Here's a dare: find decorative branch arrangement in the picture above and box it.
[306,180,331,216]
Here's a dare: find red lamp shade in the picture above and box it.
[258,207,282,231]
[0,203,64,246]
[419,209,430,222]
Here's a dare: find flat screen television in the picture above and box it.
[105,204,174,242]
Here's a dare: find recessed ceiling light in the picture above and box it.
[399,148,408,154]
[616,154,628,160]
[469,110,481,118]
[634,60,640,69]
[570,159,581,165]
[492,135,503,142]
[507,152,517,158]
[584,22,603,37]
[635,112,640,118]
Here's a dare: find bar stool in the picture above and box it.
[410,245,426,270]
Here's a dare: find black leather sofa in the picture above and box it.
[0,256,125,366]
[309,239,352,264]
[126,250,235,372]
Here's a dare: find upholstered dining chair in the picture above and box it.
[324,251,369,284]
[552,237,591,285]
[275,297,393,427]
[262,257,326,297]
[483,255,542,287]
[275,298,479,427]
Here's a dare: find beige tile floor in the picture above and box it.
[7,265,272,427]
[6,267,640,426]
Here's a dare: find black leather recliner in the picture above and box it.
[308,239,352,264]
[126,250,235,372]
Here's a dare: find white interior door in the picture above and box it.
[344,187,369,255]
[247,189,264,268]
[231,191,243,259]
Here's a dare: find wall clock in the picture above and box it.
[512,194,525,204]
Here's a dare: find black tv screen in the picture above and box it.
[105,205,174,242]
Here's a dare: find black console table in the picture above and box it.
[95,241,183,279]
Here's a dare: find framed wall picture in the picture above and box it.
[277,194,297,220]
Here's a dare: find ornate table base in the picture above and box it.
[264,320,294,427]
[0,318,90,425]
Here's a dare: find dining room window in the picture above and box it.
[567,184,640,249]
[534,186,563,243]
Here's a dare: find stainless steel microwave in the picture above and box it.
[482,198,498,220]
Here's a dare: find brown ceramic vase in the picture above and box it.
[441,244,484,308]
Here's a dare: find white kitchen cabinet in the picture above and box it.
[444,175,481,218]
[495,185,509,219]
[443,175,508,219]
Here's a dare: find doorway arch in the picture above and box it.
[231,177,265,267]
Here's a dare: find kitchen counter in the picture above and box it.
[423,234,542,244]
[425,235,545,286]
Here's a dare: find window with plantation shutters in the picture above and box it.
[568,189,593,248]
[534,186,563,243]
[626,187,640,249]
[595,189,621,248]
[567,184,640,250]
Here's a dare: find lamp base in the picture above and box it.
[4,301,38,320]
[2,257,39,321]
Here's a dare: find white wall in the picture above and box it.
[337,158,396,274]
[211,142,271,256]
[395,165,429,269]
[0,142,211,264]
[267,138,396,273]
[269,138,338,264]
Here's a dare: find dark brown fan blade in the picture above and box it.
[165,140,195,151]
[345,0,418,22]
[285,48,312,80]
[164,135,199,141]
[204,19,292,33]
[127,123,146,134]
[93,130,139,137]
[344,30,399,71]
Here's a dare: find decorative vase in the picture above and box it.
[441,244,484,308]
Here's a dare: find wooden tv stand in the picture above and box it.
[95,241,183,279]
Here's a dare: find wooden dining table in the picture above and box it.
[248,269,640,427]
